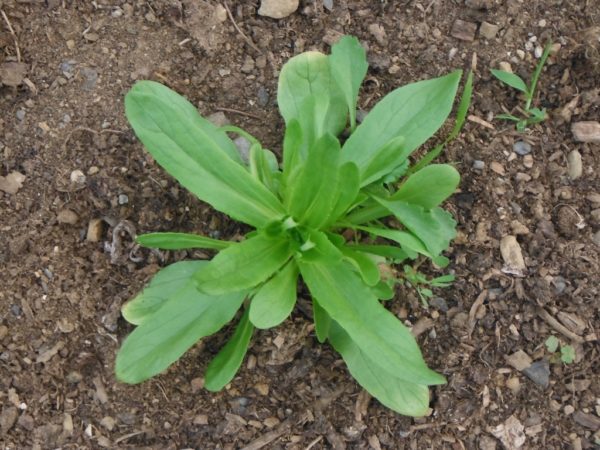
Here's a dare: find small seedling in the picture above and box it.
[545,335,575,364]
[115,36,472,417]
[491,42,553,131]
[402,265,455,306]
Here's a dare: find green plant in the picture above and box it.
[116,36,471,416]
[402,265,455,306]
[491,42,552,131]
[544,335,575,364]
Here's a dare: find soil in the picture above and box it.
[1,1,599,449]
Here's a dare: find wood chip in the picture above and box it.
[572,411,600,430]
[490,161,506,175]
[451,19,478,41]
[505,350,532,371]
[467,114,495,129]
[500,235,526,275]
[0,61,27,87]
[36,341,65,363]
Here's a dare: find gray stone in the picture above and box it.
[16,109,25,121]
[118,194,129,205]
[473,160,485,170]
[257,86,269,107]
[522,359,550,387]
[572,121,600,143]
[513,141,531,156]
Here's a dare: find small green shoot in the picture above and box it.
[115,35,471,417]
[491,42,553,131]
[402,265,454,306]
[545,335,575,365]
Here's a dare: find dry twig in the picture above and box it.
[222,1,262,54]
[1,9,21,62]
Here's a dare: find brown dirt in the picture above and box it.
[1,1,599,449]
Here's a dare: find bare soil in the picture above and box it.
[1,1,599,449]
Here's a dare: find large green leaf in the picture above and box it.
[328,322,430,416]
[312,297,331,343]
[341,71,462,172]
[277,52,346,154]
[391,164,460,209]
[281,119,302,187]
[359,136,410,187]
[116,262,246,383]
[125,81,285,228]
[298,259,445,385]
[326,162,360,227]
[284,133,341,229]
[122,261,204,326]
[195,233,292,295]
[339,245,380,286]
[249,261,299,329]
[136,232,232,251]
[374,200,457,256]
[204,309,254,392]
[329,35,368,131]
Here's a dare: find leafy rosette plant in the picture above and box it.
[116,36,471,416]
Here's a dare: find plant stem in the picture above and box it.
[525,42,553,111]
[219,125,260,146]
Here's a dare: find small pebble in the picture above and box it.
[500,235,526,273]
[567,150,583,180]
[472,160,485,170]
[534,46,543,58]
[16,109,26,121]
[10,304,22,317]
[513,141,531,156]
[564,405,575,415]
[572,121,600,143]
[86,218,104,242]
[57,209,79,225]
[193,414,208,425]
[322,0,333,11]
[592,231,600,246]
[118,194,129,205]
[499,61,513,73]
[257,86,269,107]
[506,377,521,392]
[257,0,299,19]
[70,170,86,184]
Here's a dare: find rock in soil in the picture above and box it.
[513,141,531,156]
[57,209,79,225]
[479,21,499,39]
[86,218,105,242]
[1,407,18,435]
[500,235,526,274]
[522,359,550,388]
[505,350,532,371]
[258,0,299,19]
[0,62,28,87]
[567,150,583,180]
[572,121,600,143]
[451,19,478,41]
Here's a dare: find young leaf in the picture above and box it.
[545,335,559,353]
[249,261,299,329]
[204,309,254,391]
[490,69,529,93]
[329,321,431,416]
[391,164,460,209]
[372,280,395,300]
[329,35,368,131]
[277,51,346,142]
[355,225,431,259]
[125,81,285,228]
[285,133,341,229]
[195,233,292,295]
[136,232,232,251]
[282,119,302,186]
[312,297,331,343]
[297,230,344,264]
[116,270,246,384]
[122,261,205,326]
[374,200,457,256]
[560,345,575,364]
[299,259,446,385]
[342,71,462,173]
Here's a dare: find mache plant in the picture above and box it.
[115,35,472,417]
[491,42,553,131]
